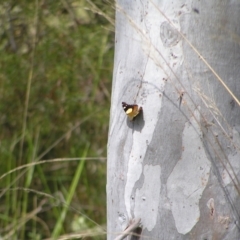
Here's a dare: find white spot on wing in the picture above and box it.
[126,108,133,114]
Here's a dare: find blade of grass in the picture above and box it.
[51,143,90,238]
[21,129,39,239]
[19,0,39,163]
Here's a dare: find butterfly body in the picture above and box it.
[122,102,142,121]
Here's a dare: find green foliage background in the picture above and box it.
[0,0,114,239]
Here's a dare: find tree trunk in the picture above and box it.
[107,0,240,239]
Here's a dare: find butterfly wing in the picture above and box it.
[122,102,142,121]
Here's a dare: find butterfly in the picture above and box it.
[122,102,142,121]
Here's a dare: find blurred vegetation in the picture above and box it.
[0,0,114,239]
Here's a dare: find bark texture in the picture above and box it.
[107,0,240,239]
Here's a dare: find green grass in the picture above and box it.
[0,0,113,239]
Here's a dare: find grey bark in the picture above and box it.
[107,0,240,239]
